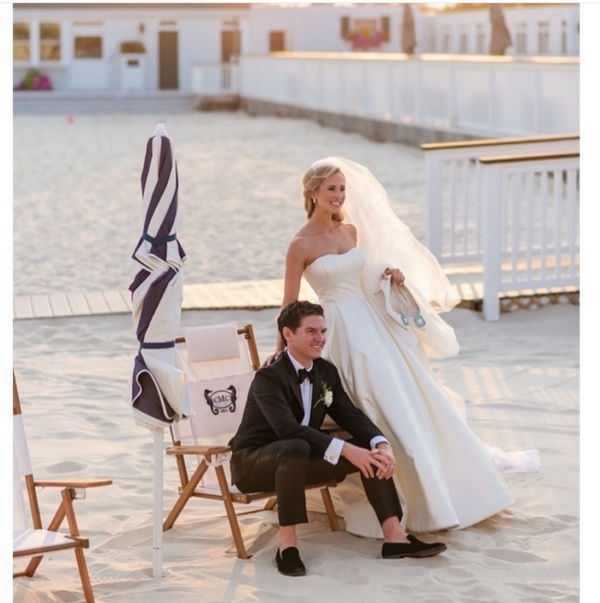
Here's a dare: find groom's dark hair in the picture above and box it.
[277,300,325,343]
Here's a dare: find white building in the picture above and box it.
[421,3,580,56]
[13,3,580,93]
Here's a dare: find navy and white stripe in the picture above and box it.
[128,124,190,429]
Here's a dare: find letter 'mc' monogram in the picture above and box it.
[204,385,237,416]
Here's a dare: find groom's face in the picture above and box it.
[284,314,327,367]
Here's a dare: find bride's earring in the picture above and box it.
[311,198,316,204]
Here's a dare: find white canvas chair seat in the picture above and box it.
[13,371,112,603]
[13,529,88,557]
[164,323,340,559]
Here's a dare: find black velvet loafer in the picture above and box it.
[382,535,447,559]
[275,547,306,576]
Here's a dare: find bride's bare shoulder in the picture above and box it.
[341,222,358,242]
[287,231,312,257]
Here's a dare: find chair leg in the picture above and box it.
[74,548,95,603]
[321,487,340,532]
[163,458,210,531]
[24,495,68,576]
[264,496,277,511]
[62,488,95,603]
[214,464,250,559]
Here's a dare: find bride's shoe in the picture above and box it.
[395,284,427,329]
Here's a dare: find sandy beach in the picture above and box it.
[13,112,579,602]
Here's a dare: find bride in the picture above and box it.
[267,157,539,535]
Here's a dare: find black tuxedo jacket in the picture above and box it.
[229,353,385,485]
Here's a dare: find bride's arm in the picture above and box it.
[263,240,306,365]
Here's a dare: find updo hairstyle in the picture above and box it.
[302,164,345,222]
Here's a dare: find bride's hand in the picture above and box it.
[262,350,284,367]
[382,267,405,286]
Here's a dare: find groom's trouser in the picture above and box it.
[233,438,403,527]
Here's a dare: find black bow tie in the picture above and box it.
[297,368,315,384]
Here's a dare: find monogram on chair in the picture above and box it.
[204,385,237,416]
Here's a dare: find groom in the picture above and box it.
[229,300,447,576]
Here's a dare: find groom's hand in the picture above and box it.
[372,443,396,480]
[340,442,384,479]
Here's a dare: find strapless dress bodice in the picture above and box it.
[303,247,364,304]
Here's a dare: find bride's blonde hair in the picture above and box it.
[302,164,345,222]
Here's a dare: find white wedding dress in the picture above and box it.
[304,247,524,534]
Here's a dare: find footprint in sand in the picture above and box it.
[484,549,545,563]
[46,460,86,473]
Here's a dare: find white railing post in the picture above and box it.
[425,151,444,259]
[482,163,502,321]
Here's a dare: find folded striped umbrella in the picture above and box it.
[126,123,192,578]
[128,123,190,429]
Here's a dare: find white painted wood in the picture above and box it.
[241,54,578,138]
[426,138,580,266]
[567,169,578,278]
[525,172,534,282]
[191,63,239,96]
[48,293,72,317]
[554,169,563,281]
[13,296,34,320]
[482,165,502,321]
[66,292,92,316]
[480,154,579,320]
[120,290,133,312]
[511,172,521,283]
[11,265,573,322]
[103,290,130,314]
[85,291,111,315]
[540,172,549,281]
[425,153,443,260]
[30,295,53,318]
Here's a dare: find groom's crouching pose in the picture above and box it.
[229,301,447,576]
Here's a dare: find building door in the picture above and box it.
[158,30,178,89]
[221,30,240,63]
[269,31,285,52]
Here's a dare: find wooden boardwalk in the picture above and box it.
[13,279,319,320]
[12,277,578,321]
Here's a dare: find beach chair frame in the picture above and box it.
[13,371,112,603]
[163,324,340,559]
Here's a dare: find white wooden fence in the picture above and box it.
[191,63,239,95]
[480,151,579,321]
[238,52,579,138]
[422,134,580,264]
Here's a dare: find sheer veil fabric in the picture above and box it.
[310,156,459,312]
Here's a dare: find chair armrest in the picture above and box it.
[34,479,113,488]
[320,417,350,438]
[166,444,232,457]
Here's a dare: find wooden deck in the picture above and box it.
[12,276,578,320]
[12,279,317,320]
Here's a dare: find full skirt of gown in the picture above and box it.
[303,247,518,534]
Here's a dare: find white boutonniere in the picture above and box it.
[314,381,333,409]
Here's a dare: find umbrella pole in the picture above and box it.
[152,427,164,579]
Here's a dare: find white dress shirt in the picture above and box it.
[286,351,388,465]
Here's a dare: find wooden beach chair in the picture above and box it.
[163,323,340,559]
[13,371,112,603]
